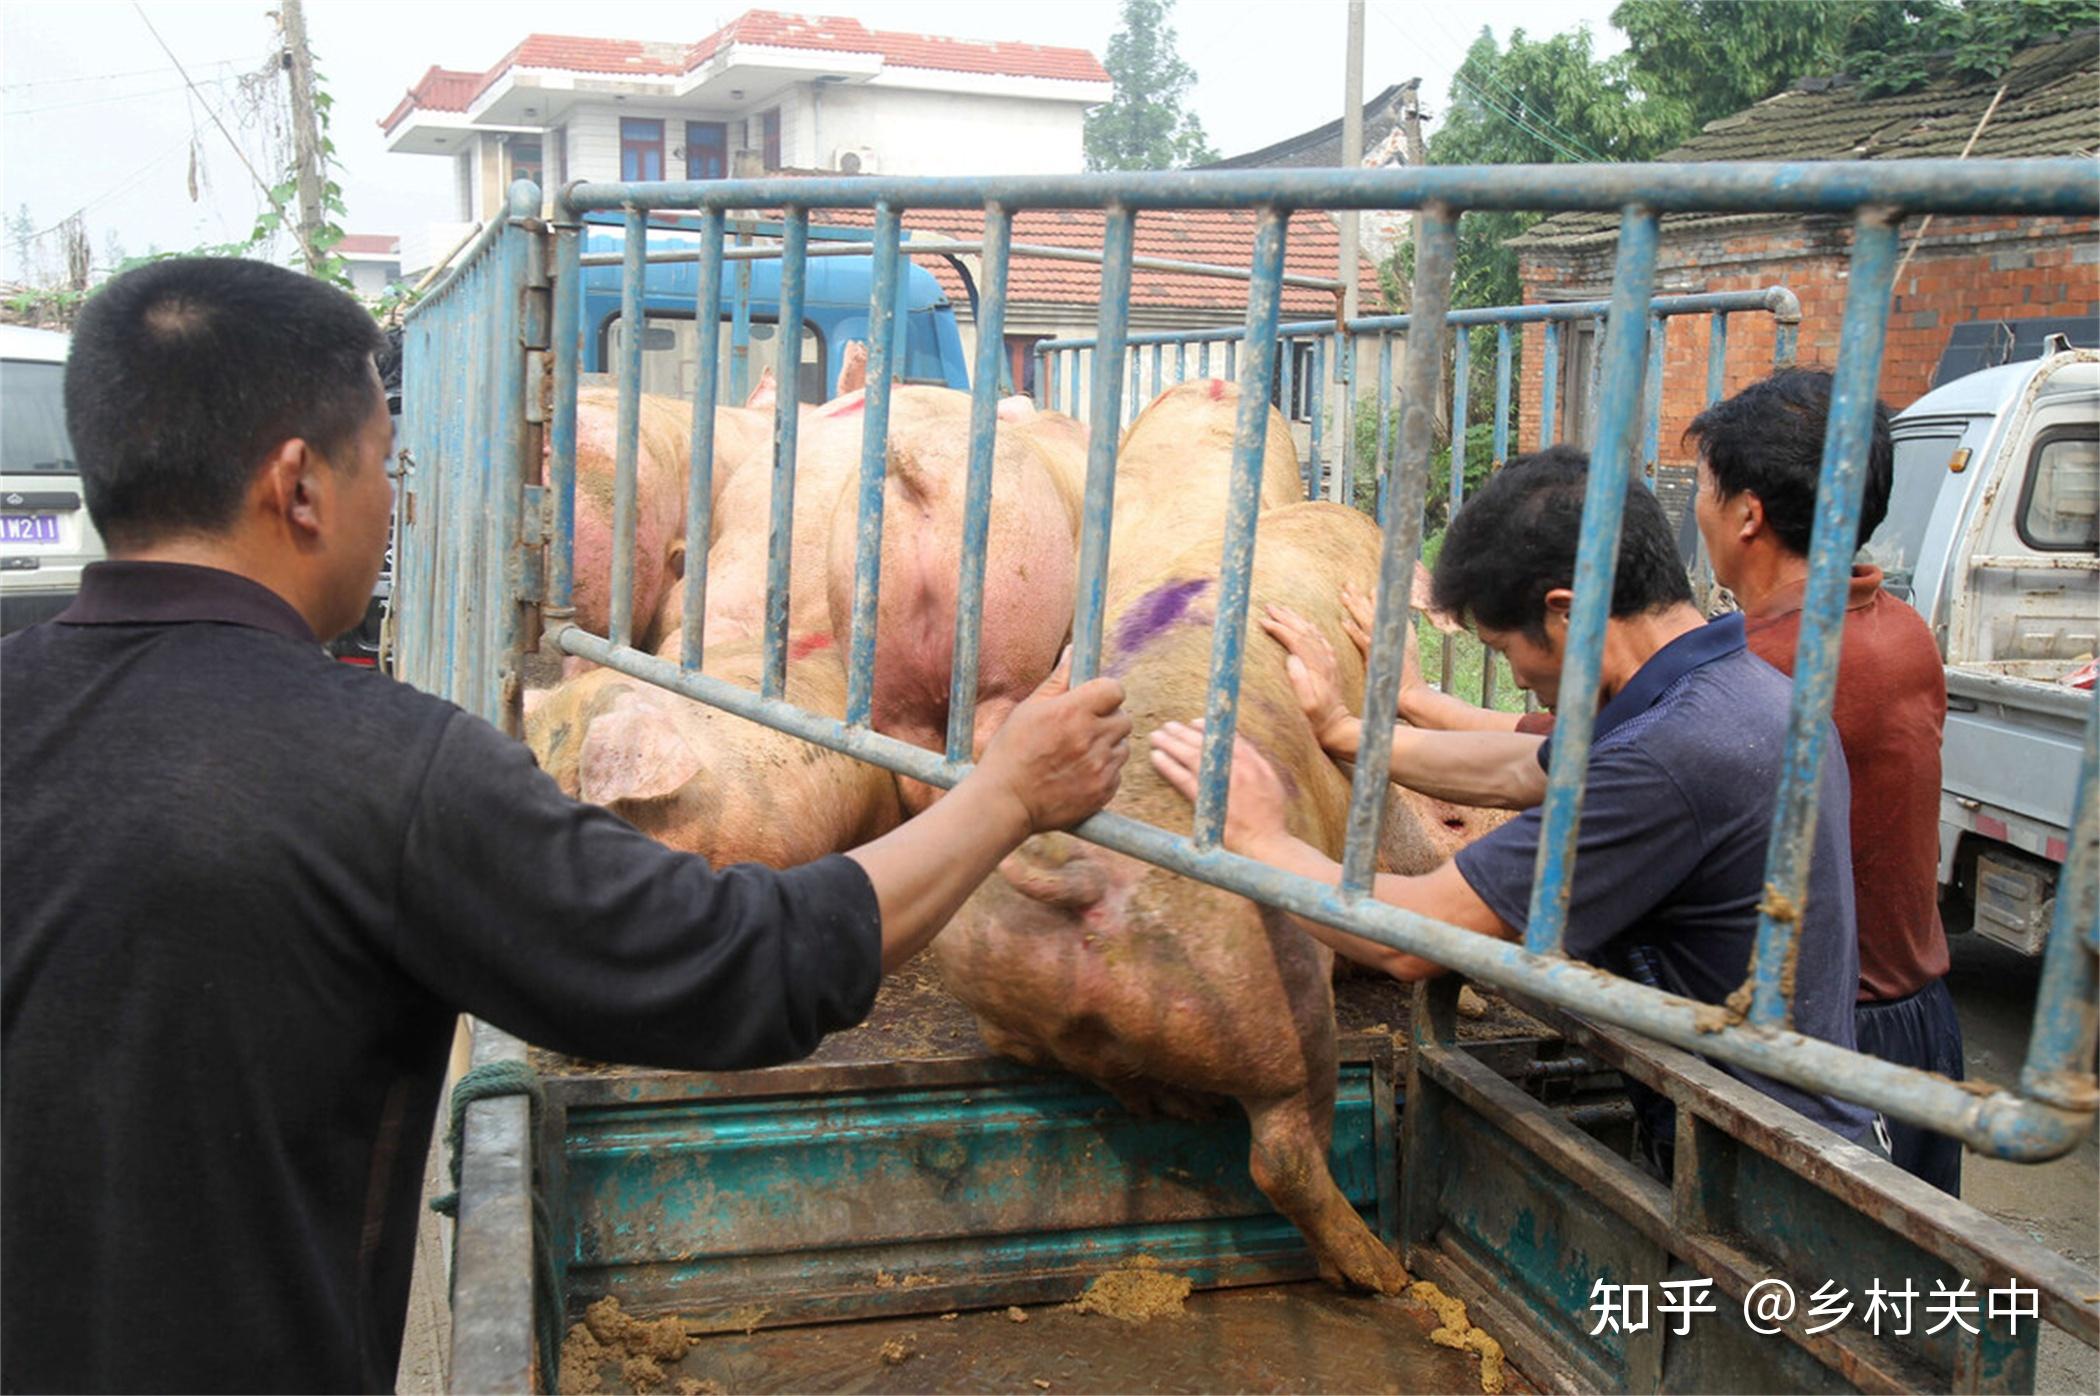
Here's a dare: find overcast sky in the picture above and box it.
[1,0,1623,281]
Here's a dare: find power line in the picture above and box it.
[128,1,317,267]
[1373,3,1611,165]
[6,74,241,118]
[22,132,198,241]
[1,56,250,91]
[1416,7,1614,162]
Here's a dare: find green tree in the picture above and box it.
[1613,0,1860,130]
[1838,0,2100,95]
[1426,25,1685,309]
[1614,0,2100,119]
[6,204,38,285]
[1084,0,1217,171]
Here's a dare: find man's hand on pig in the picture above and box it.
[975,651,1132,833]
[1147,719,1293,862]
[1260,603,1360,758]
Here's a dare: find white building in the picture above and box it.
[336,234,402,298]
[379,9,1111,277]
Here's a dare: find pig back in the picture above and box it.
[1103,381,1303,615]
[1105,501,1383,856]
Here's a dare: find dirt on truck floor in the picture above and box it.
[559,1283,1527,1395]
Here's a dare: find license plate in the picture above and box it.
[0,515,58,544]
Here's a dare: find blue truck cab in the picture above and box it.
[578,216,971,404]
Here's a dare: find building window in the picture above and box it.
[455,151,474,220]
[620,118,664,182]
[761,108,781,171]
[508,137,542,190]
[1004,335,1045,397]
[685,121,727,181]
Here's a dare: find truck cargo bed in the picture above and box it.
[561,1280,1530,1394]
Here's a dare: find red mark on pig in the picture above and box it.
[1113,577,1212,662]
[789,632,834,660]
[1207,378,1225,401]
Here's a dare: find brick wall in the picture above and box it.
[1514,213,2100,469]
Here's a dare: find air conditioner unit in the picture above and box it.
[832,145,878,176]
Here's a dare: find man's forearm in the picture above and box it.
[1323,717,1547,809]
[847,777,1032,972]
[1398,683,1526,733]
[1235,833,1409,976]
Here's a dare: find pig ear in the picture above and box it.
[578,695,705,806]
[998,833,1106,909]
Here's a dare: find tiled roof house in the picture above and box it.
[1511,32,2099,486]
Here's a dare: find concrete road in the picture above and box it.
[1947,931,2100,1396]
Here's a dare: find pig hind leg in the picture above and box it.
[1243,1094,1410,1294]
[1100,1076,1227,1122]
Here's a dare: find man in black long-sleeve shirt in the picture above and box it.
[0,257,1131,1393]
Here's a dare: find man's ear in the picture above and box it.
[253,439,324,539]
[1736,489,1768,544]
[1542,587,1575,625]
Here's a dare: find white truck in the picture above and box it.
[1864,346,2098,956]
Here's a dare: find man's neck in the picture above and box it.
[1724,542,1809,615]
[113,538,323,633]
[1597,604,1708,702]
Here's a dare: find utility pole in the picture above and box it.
[279,0,326,273]
[1332,0,1364,503]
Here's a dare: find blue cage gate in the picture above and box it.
[399,163,2099,1394]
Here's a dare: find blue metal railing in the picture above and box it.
[398,162,2100,1164]
[1039,283,1803,699]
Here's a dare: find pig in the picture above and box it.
[671,387,886,649]
[822,389,1078,813]
[554,387,780,663]
[1098,380,1303,616]
[525,632,901,868]
[814,386,1083,810]
[935,500,1490,1295]
[561,388,694,653]
[741,338,868,413]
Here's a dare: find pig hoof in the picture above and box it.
[1322,1239,1410,1295]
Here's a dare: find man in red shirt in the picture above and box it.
[1686,368,1959,1193]
[1267,373,1961,1193]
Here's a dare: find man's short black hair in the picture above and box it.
[1683,366,1894,557]
[1432,445,1692,642]
[65,256,386,550]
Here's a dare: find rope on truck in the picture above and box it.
[432,1059,566,1388]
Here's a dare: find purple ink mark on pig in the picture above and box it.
[1113,577,1213,662]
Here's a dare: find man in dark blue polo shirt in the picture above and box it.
[1149,451,1875,1156]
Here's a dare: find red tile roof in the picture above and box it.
[811,207,1383,315]
[336,234,401,256]
[689,11,1106,82]
[381,65,480,131]
[383,10,1106,132]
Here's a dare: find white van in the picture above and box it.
[1,326,102,633]
[1863,347,2097,956]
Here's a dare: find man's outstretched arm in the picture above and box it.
[1148,722,1516,981]
[850,658,1132,971]
[1261,602,1546,810]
